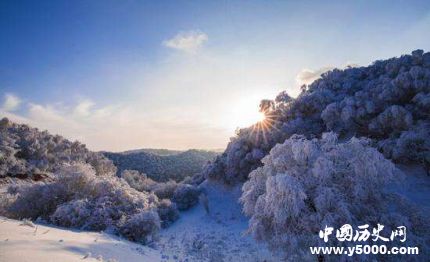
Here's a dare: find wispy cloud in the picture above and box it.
[296,63,360,86]
[296,67,334,85]
[163,31,208,53]
[73,100,95,117]
[0,97,231,151]
[0,42,297,151]
[2,93,22,112]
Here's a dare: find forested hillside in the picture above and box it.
[201,50,430,259]
[204,50,430,184]
[104,150,217,182]
[0,118,116,178]
[0,119,203,244]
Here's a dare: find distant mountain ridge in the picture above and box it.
[104,149,218,182]
[115,148,225,156]
[120,148,183,156]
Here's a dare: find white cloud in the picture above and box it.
[2,93,22,112]
[73,100,95,117]
[345,62,360,68]
[163,31,208,53]
[28,103,64,122]
[296,66,334,85]
[296,63,361,86]
[0,43,298,151]
[0,97,222,151]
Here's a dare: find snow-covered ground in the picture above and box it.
[155,181,278,261]
[0,181,279,262]
[0,216,160,262]
[1,169,427,262]
[393,165,430,210]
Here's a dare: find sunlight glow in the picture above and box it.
[225,97,268,131]
[235,110,264,129]
[247,110,279,145]
[257,111,266,122]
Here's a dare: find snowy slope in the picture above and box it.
[390,165,430,211]
[0,181,279,262]
[1,168,426,262]
[155,181,279,261]
[0,217,161,262]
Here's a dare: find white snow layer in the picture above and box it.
[0,181,279,262]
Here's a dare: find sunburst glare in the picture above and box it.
[247,110,279,144]
[225,96,274,131]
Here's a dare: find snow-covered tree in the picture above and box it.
[119,210,160,244]
[152,180,179,200]
[156,199,179,228]
[204,50,430,184]
[6,163,162,242]
[240,133,428,259]
[104,149,217,182]
[0,118,116,177]
[172,184,201,210]
[121,169,157,192]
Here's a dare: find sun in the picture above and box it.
[230,107,266,129]
[257,111,266,122]
[222,95,274,132]
[226,106,266,131]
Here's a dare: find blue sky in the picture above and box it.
[1,0,430,151]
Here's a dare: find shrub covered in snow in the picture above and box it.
[7,182,67,220]
[121,169,180,200]
[120,169,199,213]
[379,122,430,170]
[6,164,161,242]
[172,184,201,211]
[118,210,160,244]
[204,50,430,184]
[50,199,93,229]
[121,170,157,192]
[0,118,116,177]
[182,172,206,186]
[151,180,178,200]
[240,133,429,258]
[156,199,179,228]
